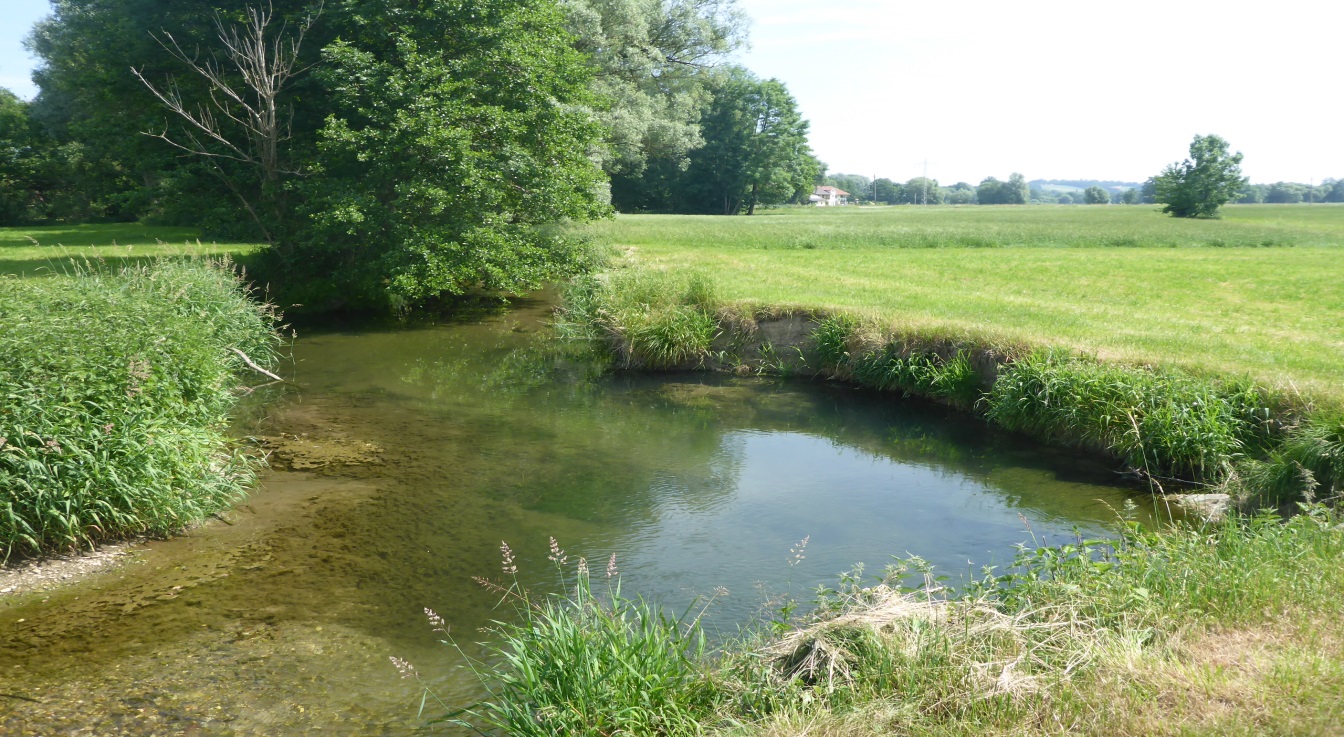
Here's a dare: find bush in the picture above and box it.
[0,259,282,558]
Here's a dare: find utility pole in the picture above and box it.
[873,174,878,205]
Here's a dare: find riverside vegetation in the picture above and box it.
[5,204,1344,732]
[420,204,1344,735]
[0,258,282,559]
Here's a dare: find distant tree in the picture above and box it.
[1120,188,1140,205]
[1264,182,1308,204]
[1237,184,1267,204]
[873,177,901,204]
[902,176,941,204]
[977,173,1028,205]
[1139,176,1158,204]
[1083,185,1109,204]
[1154,134,1246,218]
[943,181,976,204]
[1057,193,1073,205]
[1324,178,1344,203]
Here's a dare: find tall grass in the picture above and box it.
[0,258,282,558]
[562,270,720,369]
[985,350,1274,481]
[420,542,718,736]
[421,508,1344,735]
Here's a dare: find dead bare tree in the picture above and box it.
[132,2,321,242]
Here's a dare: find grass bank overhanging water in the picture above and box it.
[559,266,1342,511]
[0,259,283,560]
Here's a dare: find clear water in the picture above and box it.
[0,297,1171,735]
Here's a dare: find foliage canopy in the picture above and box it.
[1154,134,1247,218]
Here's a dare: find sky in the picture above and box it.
[1,0,1340,185]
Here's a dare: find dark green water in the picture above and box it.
[0,298,1172,735]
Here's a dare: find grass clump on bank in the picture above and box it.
[421,509,1344,735]
[0,259,282,559]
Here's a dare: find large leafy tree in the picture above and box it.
[680,68,819,215]
[1154,134,1247,218]
[290,0,609,306]
[567,0,745,180]
[0,89,54,225]
[29,0,609,309]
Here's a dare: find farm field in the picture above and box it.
[580,204,1344,400]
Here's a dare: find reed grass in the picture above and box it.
[984,350,1274,482]
[417,542,718,736]
[426,507,1344,735]
[0,258,282,558]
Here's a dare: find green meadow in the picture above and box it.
[0,223,258,277]
[579,204,1344,401]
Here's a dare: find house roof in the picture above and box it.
[815,186,850,196]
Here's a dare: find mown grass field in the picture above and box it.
[0,224,257,277]
[578,204,1344,401]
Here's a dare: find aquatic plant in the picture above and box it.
[0,258,282,558]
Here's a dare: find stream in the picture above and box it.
[0,296,1175,735]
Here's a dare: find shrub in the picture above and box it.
[0,259,281,558]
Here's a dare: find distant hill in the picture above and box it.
[1030,179,1142,193]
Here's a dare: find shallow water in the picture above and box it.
[0,297,1172,735]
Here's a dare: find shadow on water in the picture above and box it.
[0,295,1175,735]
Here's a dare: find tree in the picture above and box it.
[902,176,941,204]
[1154,134,1247,218]
[977,173,1028,205]
[680,68,818,215]
[288,0,609,306]
[873,177,901,204]
[132,4,320,243]
[1139,176,1158,204]
[1083,185,1109,204]
[1120,188,1140,205]
[569,0,746,182]
[0,88,52,224]
[1264,182,1308,204]
[943,181,975,204]
[1324,178,1344,203]
[1237,184,1267,204]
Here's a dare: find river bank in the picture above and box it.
[414,264,1344,735]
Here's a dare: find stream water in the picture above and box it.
[0,297,1174,735]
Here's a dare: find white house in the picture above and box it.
[810,185,850,206]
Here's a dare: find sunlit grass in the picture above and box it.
[0,223,260,277]
[579,205,1344,401]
